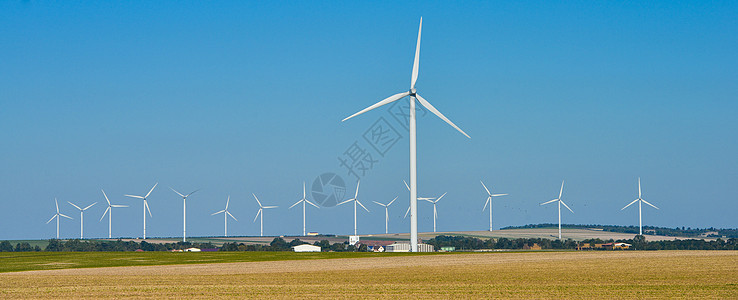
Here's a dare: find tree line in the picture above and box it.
[502,224,738,239]
[426,235,738,251]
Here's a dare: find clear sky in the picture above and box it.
[1,1,736,240]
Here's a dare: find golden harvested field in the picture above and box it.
[1,251,736,298]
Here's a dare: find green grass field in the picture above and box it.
[0,251,441,273]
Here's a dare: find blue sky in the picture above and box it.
[1,1,736,240]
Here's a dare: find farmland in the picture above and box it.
[1,251,735,298]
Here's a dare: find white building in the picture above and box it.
[386,243,434,252]
[185,247,201,252]
[293,244,321,252]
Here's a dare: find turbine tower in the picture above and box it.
[252,193,278,237]
[68,201,97,239]
[342,18,470,251]
[46,198,73,239]
[170,187,199,242]
[422,192,446,233]
[124,182,157,239]
[481,180,508,231]
[289,182,319,236]
[622,178,659,235]
[372,197,398,234]
[100,189,128,239]
[212,195,237,237]
[337,181,370,236]
[540,180,573,239]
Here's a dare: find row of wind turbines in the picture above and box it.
[46,177,658,242]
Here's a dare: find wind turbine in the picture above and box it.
[622,177,659,235]
[481,180,508,231]
[289,182,320,236]
[170,187,199,242]
[422,192,446,233]
[342,17,470,251]
[212,196,237,237]
[372,197,397,234]
[124,182,157,239]
[100,189,128,239]
[337,181,370,236]
[402,180,436,219]
[540,180,573,239]
[46,198,73,239]
[68,201,97,239]
[252,193,278,237]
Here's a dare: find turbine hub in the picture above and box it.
[409,88,417,95]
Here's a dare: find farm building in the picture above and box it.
[386,243,435,252]
[357,240,396,252]
[293,244,321,252]
[185,248,201,252]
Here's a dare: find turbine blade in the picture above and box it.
[252,193,262,208]
[403,180,410,192]
[404,205,411,219]
[492,194,508,197]
[480,181,491,196]
[59,213,73,220]
[354,180,360,199]
[289,200,302,209]
[253,209,261,223]
[621,199,639,210]
[263,206,278,209]
[101,189,111,206]
[641,199,659,210]
[337,199,353,206]
[388,197,397,206]
[145,201,152,217]
[83,202,97,210]
[483,197,490,211]
[46,214,57,224]
[124,194,144,199]
[638,177,642,198]
[372,201,386,207]
[185,189,200,197]
[411,17,422,90]
[55,198,59,212]
[303,181,306,199]
[305,200,320,208]
[560,200,574,213]
[169,187,184,198]
[435,192,447,203]
[68,201,82,211]
[559,180,565,200]
[211,210,225,216]
[111,205,128,208]
[540,199,558,206]
[342,91,410,122]
[100,207,110,222]
[226,196,230,210]
[145,182,158,199]
[357,200,370,212]
[227,211,238,221]
[415,93,470,138]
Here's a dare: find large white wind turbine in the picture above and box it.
[68,201,97,239]
[100,189,128,239]
[212,196,237,237]
[289,182,320,236]
[252,193,278,237]
[422,192,447,233]
[372,197,398,234]
[540,181,573,239]
[337,181,370,236]
[124,182,157,239]
[46,198,73,239]
[170,187,199,242]
[622,178,659,235]
[342,18,470,251]
[481,180,508,231]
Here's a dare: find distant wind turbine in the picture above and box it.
[289,182,319,236]
[68,201,97,239]
[170,187,199,242]
[372,197,398,234]
[212,195,237,237]
[252,193,278,237]
[403,180,436,219]
[540,180,573,239]
[46,198,73,239]
[422,192,447,233]
[100,189,128,239]
[337,181,370,236]
[342,17,470,251]
[481,180,508,231]
[124,182,158,239]
[622,178,659,235]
